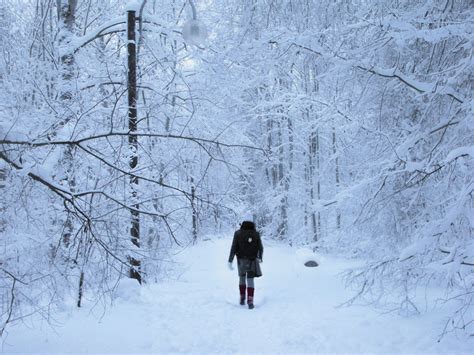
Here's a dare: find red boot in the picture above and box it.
[247,287,255,309]
[239,285,246,305]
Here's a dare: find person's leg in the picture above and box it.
[239,275,246,305]
[247,277,255,309]
[247,277,254,288]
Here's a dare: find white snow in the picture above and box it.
[444,145,473,163]
[65,17,126,55]
[125,0,142,12]
[405,160,424,173]
[3,237,472,353]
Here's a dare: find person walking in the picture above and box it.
[228,213,263,309]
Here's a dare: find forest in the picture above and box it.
[0,0,472,349]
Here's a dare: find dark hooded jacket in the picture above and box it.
[228,221,264,262]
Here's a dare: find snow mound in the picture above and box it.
[114,278,141,301]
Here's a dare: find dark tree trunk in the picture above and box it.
[332,126,341,229]
[77,271,84,307]
[191,177,198,243]
[127,10,141,284]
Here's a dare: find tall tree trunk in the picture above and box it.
[315,128,321,238]
[309,128,319,241]
[127,9,141,284]
[57,0,80,304]
[191,176,198,243]
[57,0,77,248]
[277,118,288,239]
[332,126,341,229]
[58,0,77,101]
[0,163,5,233]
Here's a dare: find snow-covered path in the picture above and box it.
[4,238,472,353]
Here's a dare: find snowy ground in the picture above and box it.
[3,237,473,353]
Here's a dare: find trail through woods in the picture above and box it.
[4,237,472,353]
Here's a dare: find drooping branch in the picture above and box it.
[284,41,466,104]
[0,151,167,219]
[0,151,73,200]
[1,131,265,152]
[354,65,464,104]
[0,143,231,219]
[66,15,182,55]
[439,247,474,267]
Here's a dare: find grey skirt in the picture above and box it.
[238,258,262,278]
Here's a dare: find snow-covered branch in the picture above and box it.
[1,131,265,152]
